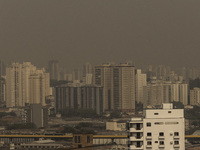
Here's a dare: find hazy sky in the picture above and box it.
[0,0,200,69]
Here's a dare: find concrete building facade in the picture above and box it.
[94,63,135,112]
[6,62,50,107]
[143,83,188,108]
[48,60,59,81]
[190,87,200,105]
[55,85,103,114]
[26,104,48,128]
[135,69,147,104]
[128,103,185,150]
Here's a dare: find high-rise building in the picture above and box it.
[6,62,36,107]
[94,63,135,112]
[128,103,185,150]
[135,69,147,103]
[26,104,48,128]
[73,68,82,81]
[0,60,6,77]
[179,84,188,105]
[29,69,50,106]
[83,62,93,77]
[48,60,59,80]
[143,83,188,108]
[55,85,103,114]
[6,62,50,107]
[143,84,164,108]
[85,74,93,84]
[190,87,200,105]
[0,77,5,107]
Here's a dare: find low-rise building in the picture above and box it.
[106,121,126,131]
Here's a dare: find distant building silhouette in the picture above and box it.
[48,60,60,81]
[0,77,5,107]
[0,60,6,77]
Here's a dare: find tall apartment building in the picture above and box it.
[190,87,200,105]
[26,104,48,128]
[0,77,5,107]
[143,83,188,108]
[94,63,135,112]
[143,84,163,108]
[128,103,185,150]
[83,62,93,77]
[6,62,50,107]
[0,60,6,76]
[55,85,103,114]
[179,84,188,105]
[135,69,147,103]
[48,60,60,80]
[73,68,82,81]
[29,69,50,105]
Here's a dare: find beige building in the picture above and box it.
[29,69,50,106]
[143,83,188,108]
[6,62,50,107]
[94,63,135,112]
[106,121,126,131]
[135,69,147,103]
[190,87,200,105]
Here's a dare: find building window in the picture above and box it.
[87,136,90,143]
[174,132,179,136]
[75,136,81,143]
[147,141,152,145]
[174,141,179,145]
[165,122,179,125]
[147,122,151,127]
[78,136,81,143]
[155,122,164,125]
[154,113,159,115]
[155,141,158,143]
[136,141,141,147]
[168,111,172,113]
[159,132,164,136]
[159,141,164,145]
[75,136,78,143]
[147,132,152,136]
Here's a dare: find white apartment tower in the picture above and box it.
[135,69,147,103]
[6,62,50,107]
[128,103,185,150]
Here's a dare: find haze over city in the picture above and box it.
[1,1,200,149]
[1,0,200,69]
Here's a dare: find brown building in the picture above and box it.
[73,134,93,149]
[26,104,48,128]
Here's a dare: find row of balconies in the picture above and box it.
[145,135,180,140]
[129,135,180,141]
[145,144,180,148]
[129,144,180,150]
